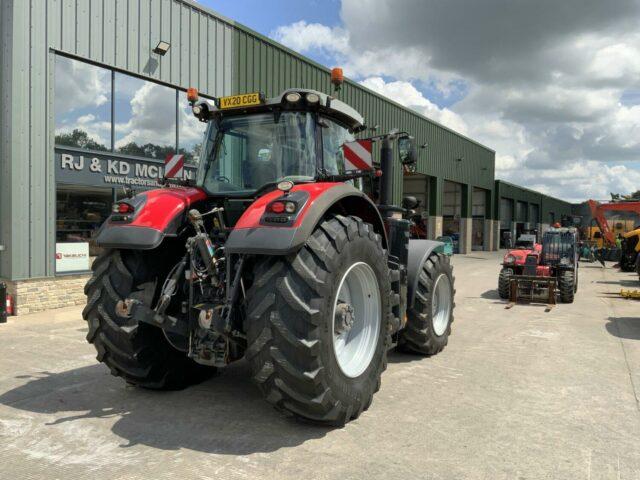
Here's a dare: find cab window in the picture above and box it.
[321,118,355,175]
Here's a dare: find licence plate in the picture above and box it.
[219,92,262,109]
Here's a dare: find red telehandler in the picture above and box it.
[82,72,455,425]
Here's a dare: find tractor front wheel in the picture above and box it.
[397,254,455,355]
[498,267,513,299]
[245,215,391,426]
[559,271,575,303]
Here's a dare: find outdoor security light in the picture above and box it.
[420,142,428,149]
[153,41,171,55]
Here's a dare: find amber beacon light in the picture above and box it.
[331,67,344,91]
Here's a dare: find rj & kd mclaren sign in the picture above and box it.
[55,147,197,188]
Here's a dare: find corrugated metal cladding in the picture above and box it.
[494,180,573,225]
[49,0,235,95]
[1,0,236,280]
[0,0,495,280]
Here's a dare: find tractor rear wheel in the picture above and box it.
[559,270,575,303]
[397,253,455,355]
[83,249,214,389]
[245,215,391,426]
[498,267,513,299]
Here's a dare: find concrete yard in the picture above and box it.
[0,251,638,480]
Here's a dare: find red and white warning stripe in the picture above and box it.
[164,154,185,178]
[343,140,373,171]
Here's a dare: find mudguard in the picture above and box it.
[96,187,207,249]
[407,239,445,309]
[225,182,387,255]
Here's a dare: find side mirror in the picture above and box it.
[398,135,417,166]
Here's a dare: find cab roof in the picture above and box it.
[200,88,365,132]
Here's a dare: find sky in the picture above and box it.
[200,0,640,202]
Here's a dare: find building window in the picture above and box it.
[54,56,112,151]
[53,54,211,274]
[114,73,177,158]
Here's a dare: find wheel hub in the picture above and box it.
[334,302,355,335]
[331,262,381,378]
[431,273,452,337]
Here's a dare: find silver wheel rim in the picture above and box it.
[332,262,381,378]
[432,273,452,337]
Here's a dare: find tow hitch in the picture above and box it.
[115,298,188,337]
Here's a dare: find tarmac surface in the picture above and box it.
[0,251,639,480]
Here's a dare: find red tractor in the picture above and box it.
[83,80,455,425]
[498,228,578,304]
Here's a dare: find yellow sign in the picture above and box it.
[219,92,262,109]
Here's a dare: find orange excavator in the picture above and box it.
[587,199,640,272]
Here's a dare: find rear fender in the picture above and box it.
[96,187,207,249]
[407,239,445,309]
[225,183,387,255]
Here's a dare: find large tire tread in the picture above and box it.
[559,271,575,304]
[498,267,513,299]
[83,250,214,390]
[397,254,455,355]
[245,215,391,426]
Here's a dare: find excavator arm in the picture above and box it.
[587,199,640,247]
[588,200,616,246]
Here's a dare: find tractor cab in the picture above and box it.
[191,89,365,196]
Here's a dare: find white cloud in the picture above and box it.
[270,0,640,200]
[272,21,350,57]
[359,77,468,134]
[115,83,176,148]
[55,57,109,116]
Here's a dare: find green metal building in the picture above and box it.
[0,0,560,314]
[495,180,574,247]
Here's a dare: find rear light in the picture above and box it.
[268,201,297,214]
[113,202,134,214]
[269,202,286,214]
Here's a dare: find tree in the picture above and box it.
[178,142,203,165]
[610,191,640,201]
[55,129,108,151]
[118,142,176,160]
